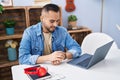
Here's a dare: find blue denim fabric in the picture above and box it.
[19,22,81,65]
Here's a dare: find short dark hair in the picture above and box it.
[42,4,60,12]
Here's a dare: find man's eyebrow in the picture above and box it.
[50,19,60,22]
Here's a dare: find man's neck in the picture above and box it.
[42,28,48,33]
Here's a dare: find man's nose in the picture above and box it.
[53,22,58,26]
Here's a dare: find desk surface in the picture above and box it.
[11,48,120,80]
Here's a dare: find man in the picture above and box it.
[19,4,81,65]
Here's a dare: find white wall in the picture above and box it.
[51,0,101,32]
[102,0,120,48]
[13,0,34,6]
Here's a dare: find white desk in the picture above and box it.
[11,48,120,80]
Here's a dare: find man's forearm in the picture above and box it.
[36,55,51,64]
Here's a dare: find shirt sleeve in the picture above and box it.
[19,29,39,65]
[64,29,82,58]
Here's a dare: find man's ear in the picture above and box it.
[40,16,43,22]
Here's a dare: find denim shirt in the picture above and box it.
[19,22,81,65]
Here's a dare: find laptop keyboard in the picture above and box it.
[77,57,92,67]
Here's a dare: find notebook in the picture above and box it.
[67,41,113,69]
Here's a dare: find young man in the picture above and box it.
[19,4,81,65]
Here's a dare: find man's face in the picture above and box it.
[41,11,60,33]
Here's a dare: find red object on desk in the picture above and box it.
[24,66,47,77]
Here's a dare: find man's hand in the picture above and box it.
[36,51,72,65]
[50,51,66,65]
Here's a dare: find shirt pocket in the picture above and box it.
[32,42,43,55]
[31,35,44,55]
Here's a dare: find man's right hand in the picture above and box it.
[50,51,66,65]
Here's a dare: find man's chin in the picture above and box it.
[49,28,55,32]
[49,30,54,33]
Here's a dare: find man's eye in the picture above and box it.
[50,20,55,23]
[56,20,60,23]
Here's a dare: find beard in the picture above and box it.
[42,21,56,33]
[44,25,56,33]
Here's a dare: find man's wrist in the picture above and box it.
[64,53,67,59]
[65,52,73,59]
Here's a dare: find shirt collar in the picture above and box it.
[36,22,58,40]
[36,22,42,36]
